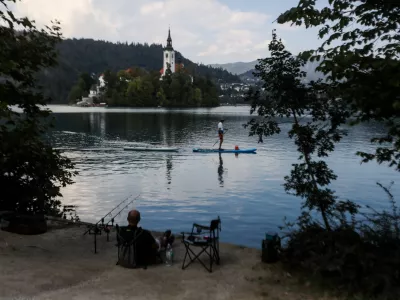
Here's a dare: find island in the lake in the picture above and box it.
[53,28,254,108]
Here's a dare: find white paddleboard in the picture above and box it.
[124,147,179,152]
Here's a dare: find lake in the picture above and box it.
[48,105,399,248]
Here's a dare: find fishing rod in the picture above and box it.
[83,193,136,235]
[103,194,140,228]
[87,193,141,254]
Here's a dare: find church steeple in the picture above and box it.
[165,27,173,51]
[161,27,176,78]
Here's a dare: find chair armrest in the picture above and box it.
[181,232,205,243]
[181,231,204,236]
[193,223,211,230]
[181,231,196,238]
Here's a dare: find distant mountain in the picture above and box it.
[210,61,257,75]
[238,69,259,83]
[236,60,325,83]
[212,59,325,83]
[38,39,241,103]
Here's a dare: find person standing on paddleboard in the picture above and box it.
[218,119,225,150]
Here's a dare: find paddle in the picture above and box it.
[212,129,228,147]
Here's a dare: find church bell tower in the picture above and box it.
[162,28,175,76]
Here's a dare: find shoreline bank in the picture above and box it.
[0,219,335,300]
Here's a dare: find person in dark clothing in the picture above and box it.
[125,210,160,265]
[258,134,264,143]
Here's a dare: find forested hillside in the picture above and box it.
[38,38,241,103]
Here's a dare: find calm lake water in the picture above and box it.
[48,105,399,248]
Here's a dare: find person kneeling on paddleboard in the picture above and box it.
[218,119,225,150]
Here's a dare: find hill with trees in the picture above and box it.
[37,38,241,104]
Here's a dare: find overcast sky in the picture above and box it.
[11,0,324,64]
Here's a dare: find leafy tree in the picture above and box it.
[125,77,154,106]
[193,88,202,106]
[157,88,167,106]
[141,75,156,106]
[0,0,77,214]
[79,72,95,93]
[170,75,181,107]
[102,69,118,96]
[245,30,356,231]
[126,79,140,106]
[194,76,218,107]
[68,84,84,103]
[67,76,89,103]
[163,63,173,84]
[160,63,173,102]
[277,0,400,170]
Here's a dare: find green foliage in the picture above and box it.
[281,183,400,298]
[36,39,240,103]
[68,76,89,103]
[79,72,95,92]
[193,88,202,104]
[265,2,400,296]
[0,0,77,214]
[68,84,84,103]
[156,88,166,106]
[361,182,400,250]
[164,63,173,80]
[245,30,354,231]
[98,66,219,108]
[278,0,400,170]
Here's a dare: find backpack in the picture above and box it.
[116,226,145,269]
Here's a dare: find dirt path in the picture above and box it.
[0,223,336,300]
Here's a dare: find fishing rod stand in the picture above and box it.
[86,217,115,253]
[83,193,140,254]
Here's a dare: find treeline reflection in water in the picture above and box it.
[48,107,398,248]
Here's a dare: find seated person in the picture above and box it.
[121,209,160,266]
[118,210,175,267]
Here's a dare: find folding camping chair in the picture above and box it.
[181,216,221,273]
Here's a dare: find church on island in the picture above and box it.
[76,28,190,107]
[159,28,188,79]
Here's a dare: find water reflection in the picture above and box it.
[87,112,106,137]
[218,153,224,187]
[49,106,400,248]
[51,112,235,146]
[100,113,106,137]
[166,155,173,188]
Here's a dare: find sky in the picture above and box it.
[10,0,324,64]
